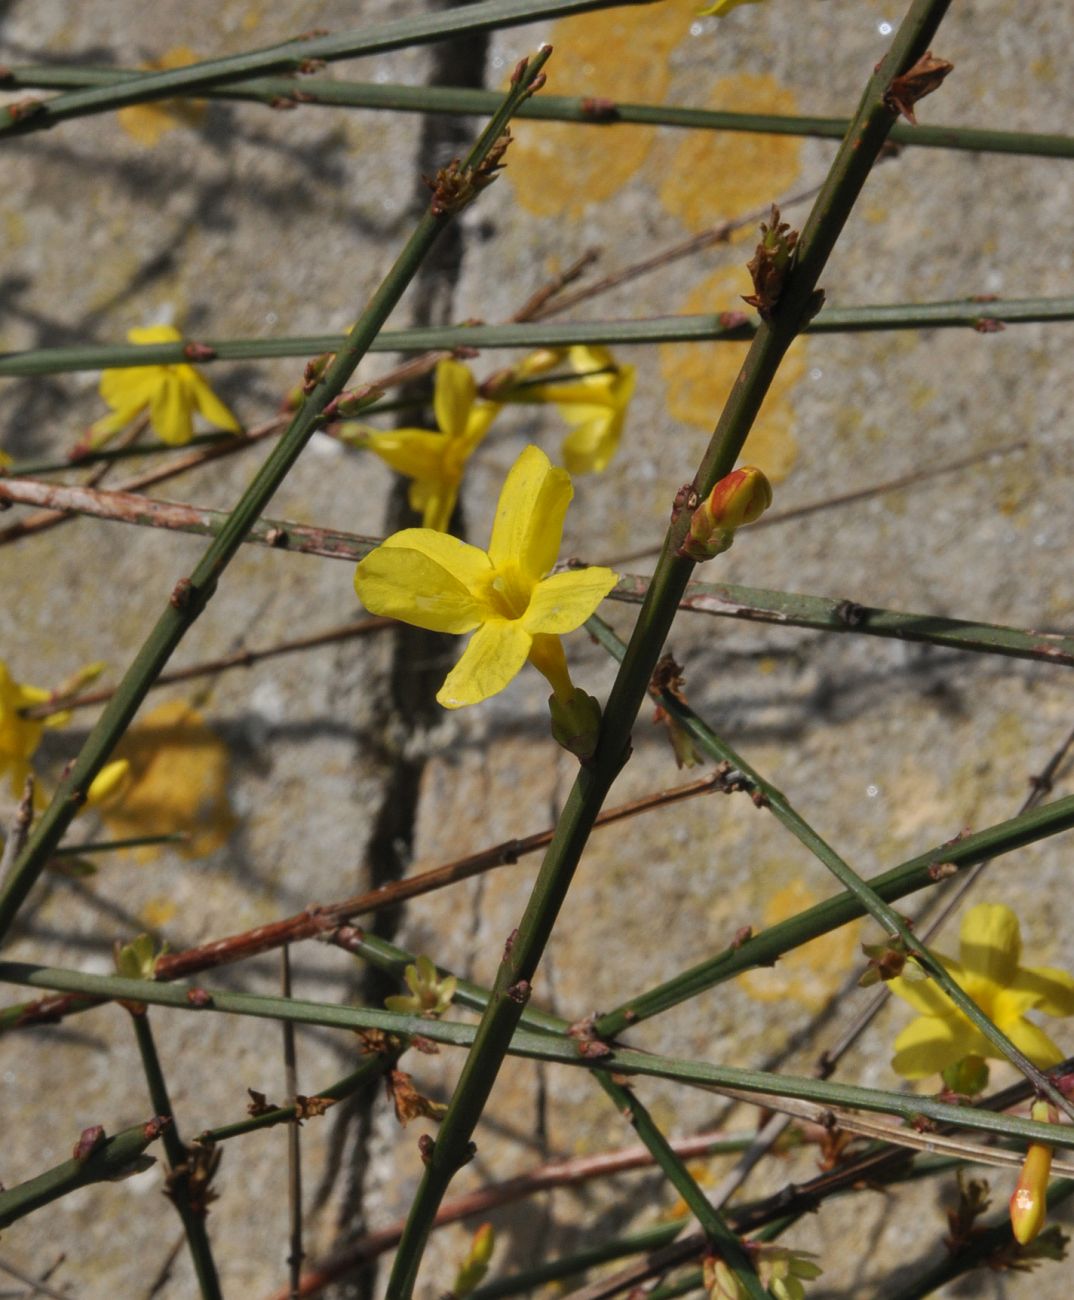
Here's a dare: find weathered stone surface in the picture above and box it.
[2,1,1073,1297]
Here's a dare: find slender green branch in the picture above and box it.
[52,833,187,856]
[8,65,1074,160]
[2,960,1073,1152]
[0,52,550,945]
[584,619,1074,1119]
[3,295,1071,376]
[0,1120,163,1229]
[4,475,1072,675]
[131,1012,222,1300]
[0,0,653,137]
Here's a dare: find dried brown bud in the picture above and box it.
[885,52,954,125]
[743,206,799,320]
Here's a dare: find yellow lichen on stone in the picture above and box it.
[102,699,236,861]
[660,74,801,236]
[736,879,859,1011]
[505,6,693,218]
[659,265,805,482]
[117,48,207,147]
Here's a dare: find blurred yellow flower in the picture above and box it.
[117,47,207,148]
[92,325,242,447]
[697,0,765,16]
[342,358,499,532]
[511,345,636,474]
[102,700,235,860]
[355,445,617,708]
[888,903,1074,1079]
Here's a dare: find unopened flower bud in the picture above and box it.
[679,466,772,561]
[549,687,603,761]
[702,1254,747,1300]
[1010,1100,1055,1244]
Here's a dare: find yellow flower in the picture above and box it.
[512,346,636,475]
[342,358,499,532]
[91,325,242,447]
[697,0,765,16]
[0,660,128,806]
[887,903,1074,1079]
[354,445,618,708]
[116,48,207,148]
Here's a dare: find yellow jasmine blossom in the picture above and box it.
[354,445,618,708]
[0,660,128,806]
[117,47,208,148]
[342,358,499,533]
[511,346,636,475]
[887,903,1074,1079]
[697,0,765,16]
[91,325,242,448]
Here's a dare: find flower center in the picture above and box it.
[485,564,533,621]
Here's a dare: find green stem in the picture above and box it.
[5,472,1072,672]
[888,1178,1074,1300]
[0,0,653,137]
[52,833,187,856]
[3,295,1070,375]
[0,1120,163,1229]
[0,51,549,945]
[131,1012,222,1300]
[8,66,1073,160]
[585,615,1074,1121]
[2,961,1072,1151]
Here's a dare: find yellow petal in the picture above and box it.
[891,1013,983,1079]
[1014,964,1074,1017]
[458,400,500,456]
[488,445,572,582]
[189,371,242,433]
[993,1015,1066,1069]
[99,366,161,409]
[436,619,532,708]
[410,478,458,533]
[561,413,619,475]
[149,373,194,445]
[127,325,183,346]
[959,903,1021,988]
[523,567,618,634]
[85,759,130,808]
[356,531,491,633]
[886,955,967,1017]
[433,358,477,438]
[364,429,448,482]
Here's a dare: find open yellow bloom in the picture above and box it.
[0,660,128,806]
[91,325,242,447]
[342,358,499,532]
[887,903,1074,1079]
[354,445,618,708]
[512,346,636,475]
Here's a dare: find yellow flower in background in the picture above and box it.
[510,346,636,475]
[342,358,499,532]
[697,0,765,16]
[887,903,1074,1079]
[0,660,128,806]
[355,445,618,708]
[101,700,236,860]
[91,325,242,448]
[117,47,208,147]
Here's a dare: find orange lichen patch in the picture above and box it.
[736,879,860,1011]
[506,6,692,218]
[102,700,236,861]
[659,265,805,482]
[660,74,802,235]
[117,47,207,147]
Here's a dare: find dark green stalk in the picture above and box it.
[52,833,187,856]
[7,434,232,475]
[131,1012,222,1300]
[585,614,1074,1120]
[888,1179,1074,1299]
[3,295,1071,376]
[0,52,550,944]
[0,0,653,137]
[0,1120,163,1229]
[8,66,1074,159]
[4,960,1074,1151]
[196,1053,394,1145]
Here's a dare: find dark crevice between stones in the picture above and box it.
[324,18,490,1300]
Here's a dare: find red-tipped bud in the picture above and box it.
[679,466,772,561]
[1010,1101,1055,1245]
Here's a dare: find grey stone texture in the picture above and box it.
[1,0,1073,1297]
